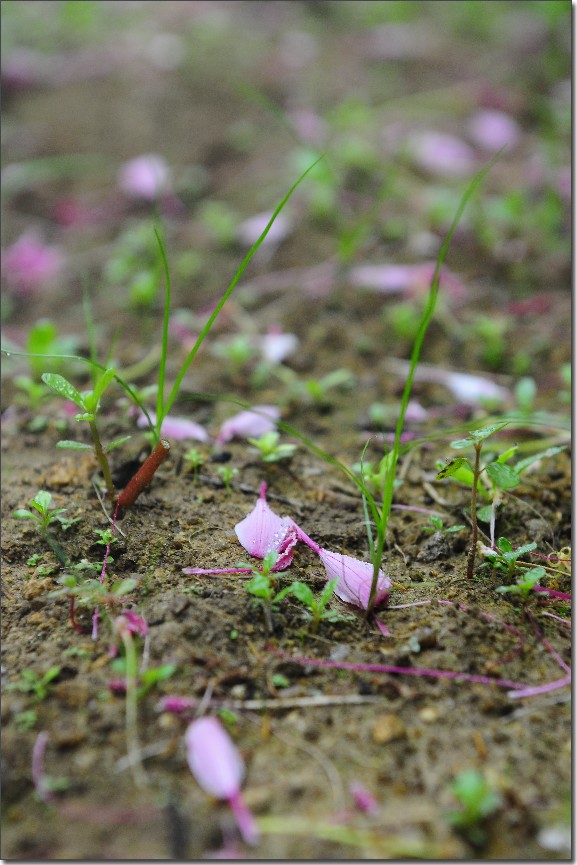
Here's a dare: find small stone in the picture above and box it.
[371,712,406,744]
[22,579,52,600]
[54,679,92,708]
[418,706,439,723]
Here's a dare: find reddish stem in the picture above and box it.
[116,439,170,509]
[69,596,85,634]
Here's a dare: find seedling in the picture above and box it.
[6,666,61,702]
[437,427,567,574]
[13,489,75,535]
[446,769,502,847]
[481,536,538,578]
[436,422,510,578]
[244,550,288,633]
[183,448,206,482]
[216,465,239,492]
[247,430,297,463]
[13,490,77,565]
[282,578,354,632]
[50,575,135,634]
[41,368,127,499]
[423,515,466,535]
[495,566,546,600]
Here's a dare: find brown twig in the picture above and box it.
[116,439,170,509]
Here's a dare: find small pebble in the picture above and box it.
[371,712,406,744]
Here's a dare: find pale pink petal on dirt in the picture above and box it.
[409,131,476,178]
[319,549,391,609]
[234,482,297,569]
[216,405,280,444]
[4,233,63,295]
[118,154,170,200]
[185,717,260,845]
[295,525,391,610]
[258,327,299,364]
[349,262,466,303]
[467,109,520,152]
[136,410,209,442]
[236,210,292,247]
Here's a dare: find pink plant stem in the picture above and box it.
[32,731,52,805]
[266,647,527,691]
[294,524,322,555]
[228,791,260,845]
[525,608,571,674]
[508,674,571,699]
[532,586,572,600]
[93,499,121,641]
[116,439,170,508]
[540,612,571,626]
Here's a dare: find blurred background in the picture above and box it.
[1,0,571,402]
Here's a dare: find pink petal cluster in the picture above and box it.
[118,154,170,200]
[184,483,391,612]
[3,233,62,296]
[185,716,259,845]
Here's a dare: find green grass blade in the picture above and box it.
[160,157,324,422]
[153,223,171,439]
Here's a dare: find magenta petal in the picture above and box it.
[318,549,391,610]
[234,482,297,568]
[185,716,244,800]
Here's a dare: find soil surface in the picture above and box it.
[1,2,571,860]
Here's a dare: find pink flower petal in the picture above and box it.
[136,411,209,442]
[186,716,244,800]
[119,609,148,637]
[467,109,520,152]
[217,406,280,444]
[234,482,297,569]
[409,131,476,178]
[3,233,63,295]
[118,154,170,200]
[259,327,299,364]
[349,781,379,815]
[236,210,292,247]
[294,526,391,610]
[318,549,391,610]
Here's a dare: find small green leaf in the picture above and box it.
[41,374,85,409]
[73,412,94,422]
[436,457,471,479]
[92,367,117,406]
[477,505,493,523]
[56,440,93,450]
[485,462,520,490]
[319,578,338,606]
[288,581,315,606]
[104,435,131,452]
[31,491,52,512]
[515,445,567,475]
[13,508,35,520]
[451,422,509,449]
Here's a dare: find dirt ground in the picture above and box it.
[1,2,571,860]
